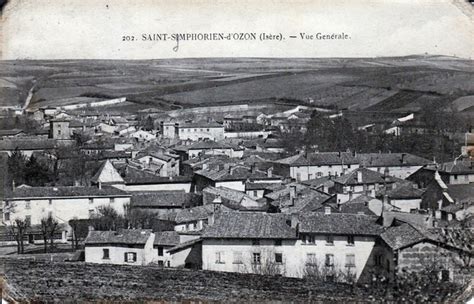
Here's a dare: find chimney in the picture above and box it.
[229,166,237,175]
[98,181,102,190]
[12,180,15,189]
[267,167,273,178]
[324,206,331,215]
[202,163,209,171]
[401,153,406,164]
[356,170,363,183]
[289,185,297,201]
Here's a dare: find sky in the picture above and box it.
[1,0,473,59]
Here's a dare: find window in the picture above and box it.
[4,213,9,221]
[347,236,355,246]
[233,251,243,264]
[48,199,52,205]
[215,251,225,264]
[110,198,115,204]
[251,239,260,246]
[454,175,458,180]
[440,270,450,282]
[57,130,61,135]
[326,235,334,245]
[253,252,261,264]
[124,252,137,263]
[296,173,301,181]
[345,254,355,267]
[207,129,210,132]
[303,235,315,245]
[348,165,351,169]
[253,190,258,197]
[374,255,382,266]
[275,239,282,246]
[158,247,164,256]
[167,261,170,267]
[465,175,469,181]
[25,200,31,209]
[325,254,334,267]
[306,253,316,265]
[102,249,110,259]
[308,174,313,180]
[158,261,164,267]
[275,253,283,264]
[89,198,94,204]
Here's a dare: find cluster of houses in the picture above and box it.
[0,101,473,284]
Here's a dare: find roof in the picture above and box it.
[0,129,24,136]
[264,183,309,201]
[85,229,152,245]
[275,188,332,214]
[91,160,124,184]
[438,160,474,174]
[202,186,267,211]
[179,121,223,128]
[334,168,395,186]
[380,223,426,250]
[245,182,278,191]
[378,182,425,199]
[0,139,59,151]
[5,185,129,200]
[447,184,474,203]
[167,238,202,253]
[195,165,282,182]
[117,165,192,184]
[275,152,358,166]
[154,231,180,246]
[301,176,335,191]
[339,195,379,216]
[356,153,432,167]
[202,212,297,239]
[173,141,243,152]
[174,204,230,223]
[298,213,383,236]
[131,191,201,208]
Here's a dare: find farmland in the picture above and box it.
[0,56,472,115]
[0,258,467,303]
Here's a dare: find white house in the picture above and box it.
[273,152,359,182]
[153,231,180,267]
[2,185,131,226]
[135,152,180,177]
[201,211,384,281]
[163,121,225,141]
[131,130,156,141]
[84,229,155,266]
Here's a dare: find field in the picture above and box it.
[0,56,472,114]
[0,258,467,303]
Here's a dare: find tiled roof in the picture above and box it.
[117,166,192,184]
[380,223,426,250]
[202,186,267,211]
[298,213,383,236]
[0,139,59,151]
[168,238,202,253]
[174,204,215,223]
[5,185,129,200]
[334,168,395,186]
[245,182,278,190]
[447,184,474,203]
[275,152,358,166]
[264,183,309,201]
[154,231,180,246]
[377,182,424,199]
[173,141,242,152]
[301,176,335,190]
[276,188,332,213]
[195,166,281,182]
[179,121,223,128]
[202,212,297,239]
[340,195,378,216]
[85,229,152,245]
[131,191,201,208]
[356,153,431,167]
[0,129,24,136]
[439,160,474,174]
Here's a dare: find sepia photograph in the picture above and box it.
[0,0,473,302]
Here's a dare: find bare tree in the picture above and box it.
[8,218,30,254]
[40,214,59,252]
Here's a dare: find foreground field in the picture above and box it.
[1,258,469,303]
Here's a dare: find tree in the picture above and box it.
[40,214,59,253]
[8,218,30,254]
[91,205,126,231]
[69,218,91,250]
[7,148,27,186]
[24,155,52,186]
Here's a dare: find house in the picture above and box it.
[380,223,472,284]
[166,238,203,269]
[194,165,282,192]
[437,159,474,185]
[201,212,298,276]
[130,130,155,141]
[376,182,424,213]
[2,185,131,226]
[333,168,397,204]
[135,151,180,177]
[163,121,224,141]
[201,211,384,281]
[173,204,231,233]
[130,191,201,218]
[355,153,432,179]
[173,141,244,161]
[153,231,180,267]
[268,185,333,214]
[84,229,155,266]
[90,160,192,192]
[273,152,359,181]
[202,186,268,212]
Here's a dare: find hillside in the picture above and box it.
[0,56,472,115]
